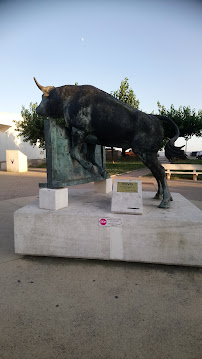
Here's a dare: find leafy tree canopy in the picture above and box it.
[157,102,202,140]
[14,103,46,148]
[14,102,65,149]
[111,77,140,109]
[111,77,140,157]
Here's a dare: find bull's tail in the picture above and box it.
[165,139,187,161]
[157,115,187,161]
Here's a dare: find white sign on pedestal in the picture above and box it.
[111,179,143,214]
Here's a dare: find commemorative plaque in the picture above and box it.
[111,179,143,214]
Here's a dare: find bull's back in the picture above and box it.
[63,85,164,148]
[91,101,163,149]
[90,95,139,147]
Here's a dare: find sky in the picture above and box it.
[0,0,202,151]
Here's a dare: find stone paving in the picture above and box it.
[0,168,202,359]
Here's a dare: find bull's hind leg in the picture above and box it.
[133,150,172,208]
[153,181,173,201]
[153,179,163,200]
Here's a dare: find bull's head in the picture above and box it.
[34,77,56,116]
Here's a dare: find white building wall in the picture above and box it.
[0,126,45,162]
[0,113,45,162]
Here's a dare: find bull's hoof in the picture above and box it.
[91,165,99,176]
[170,195,173,201]
[158,200,170,209]
[153,193,162,200]
[101,170,109,179]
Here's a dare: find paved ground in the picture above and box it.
[0,168,202,359]
[0,168,47,201]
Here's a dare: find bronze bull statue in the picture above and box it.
[34,77,186,208]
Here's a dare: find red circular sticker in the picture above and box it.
[100,218,107,226]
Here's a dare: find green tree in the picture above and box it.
[157,102,202,140]
[14,102,66,149]
[111,77,139,159]
[111,77,140,109]
[14,103,46,148]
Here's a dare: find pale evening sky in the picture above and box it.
[0,0,202,151]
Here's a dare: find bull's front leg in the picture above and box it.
[86,143,108,179]
[70,128,99,176]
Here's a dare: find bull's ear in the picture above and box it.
[43,86,55,97]
[34,77,55,96]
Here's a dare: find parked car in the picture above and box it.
[124,149,135,157]
[196,151,202,159]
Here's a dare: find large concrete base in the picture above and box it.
[14,190,202,267]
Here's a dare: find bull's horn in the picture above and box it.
[33,77,55,95]
[34,77,45,92]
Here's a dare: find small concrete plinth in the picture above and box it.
[39,188,68,210]
[14,190,202,267]
[94,178,112,193]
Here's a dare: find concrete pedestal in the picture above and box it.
[39,188,68,210]
[94,178,112,193]
[14,190,202,267]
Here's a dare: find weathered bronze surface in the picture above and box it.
[41,118,107,189]
[34,77,186,208]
